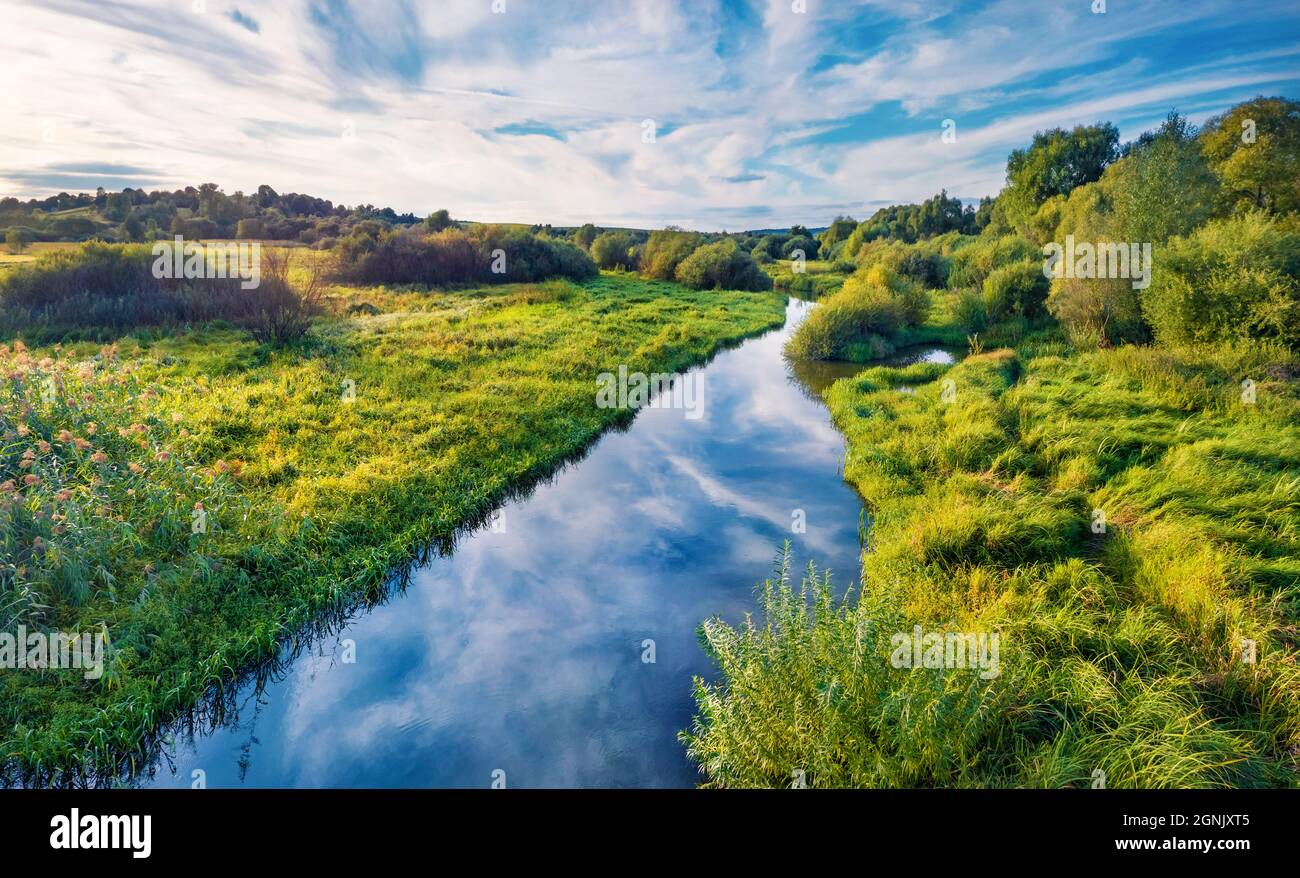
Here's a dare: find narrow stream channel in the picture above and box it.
[138,297,957,789]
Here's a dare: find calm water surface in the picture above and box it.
[139,298,954,788]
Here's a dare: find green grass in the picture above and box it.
[0,271,785,782]
[684,331,1300,788]
[763,258,849,298]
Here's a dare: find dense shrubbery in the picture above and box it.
[951,287,987,332]
[946,235,1039,289]
[641,229,703,280]
[857,239,949,288]
[780,235,819,260]
[673,239,773,291]
[1143,212,1300,349]
[589,231,638,271]
[982,260,1049,322]
[333,225,597,286]
[0,243,323,342]
[785,263,929,361]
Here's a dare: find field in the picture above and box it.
[0,241,81,271]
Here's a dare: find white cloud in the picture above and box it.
[1,0,1296,229]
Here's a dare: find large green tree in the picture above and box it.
[1200,96,1300,214]
[1002,123,1119,232]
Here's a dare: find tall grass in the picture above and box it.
[686,336,1300,787]
[0,243,324,345]
[785,265,930,361]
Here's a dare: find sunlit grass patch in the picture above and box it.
[687,328,1300,788]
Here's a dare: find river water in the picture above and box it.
[138,297,956,789]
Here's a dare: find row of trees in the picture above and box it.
[0,183,421,249]
[579,226,772,291]
[816,95,1299,352]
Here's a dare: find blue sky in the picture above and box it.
[2,0,1298,229]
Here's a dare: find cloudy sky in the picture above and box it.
[2,0,1298,229]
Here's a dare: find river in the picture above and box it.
[138,296,957,789]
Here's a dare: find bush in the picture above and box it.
[1047,274,1146,348]
[674,239,773,291]
[858,240,949,288]
[1142,212,1300,349]
[5,227,32,253]
[784,284,902,360]
[952,287,987,332]
[781,235,819,260]
[589,231,637,270]
[231,249,324,345]
[947,235,1039,289]
[981,259,1050,322]
[642,230,703,280]
[784,263,929,361]
[331,225,597,286]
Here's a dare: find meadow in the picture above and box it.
[0,261,784,780]
[685,331,1300,786]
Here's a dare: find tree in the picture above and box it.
[121,213,144,242]
[236,218,267,240]
[425,209,453,232]
[573,223,598,249]
[1104,112,1219,244]
[1002,123,1120,232]
[673,239,772,291]
[590,231,637,270]
[641,229,702,280]
[1200,96,1300,215]
[5,227,30,253]
[817,216,857,259]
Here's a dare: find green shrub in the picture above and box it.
[947,236,1039,289]
[1142,212,1300,349]
[781,235,819,260]
[590,231,638,270]
[858,240,949,288]
[1048,274,1147,347]
[332,225,597,286]
[784,284,902,360]
[982,259,1050,322]
[952,287,987,332]
[642,230,703,280]
[674,239,773,291]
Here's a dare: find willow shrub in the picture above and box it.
[1141,212,1300,350]
[784,264,930,361]
[673,239,773,292]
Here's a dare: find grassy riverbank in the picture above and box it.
[1,270,784,782]
[684,331,1300,787]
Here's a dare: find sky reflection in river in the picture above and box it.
[142,298,882,789]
